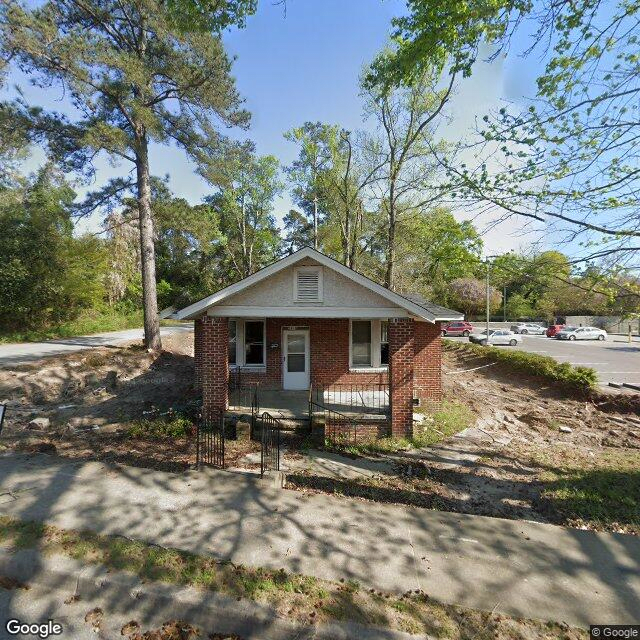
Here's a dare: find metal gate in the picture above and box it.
[196,409,225,468]
[260,412,281,476]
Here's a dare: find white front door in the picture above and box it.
[283,330,310,390]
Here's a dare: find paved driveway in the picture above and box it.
[0,325,194,368]
[0,453,638,627]
[449,334,640,387]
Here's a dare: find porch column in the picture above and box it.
[194,317,203,389]
[413,321,443,406]
[388,317,414,437]
[201,316,229,416]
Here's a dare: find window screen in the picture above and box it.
[352,321,372,366]
[245,321,264,365]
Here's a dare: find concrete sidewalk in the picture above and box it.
[0,453,638,627]
[0,325,193,367]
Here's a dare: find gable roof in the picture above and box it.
[174,247,463,322]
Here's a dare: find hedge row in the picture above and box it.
[443,339,599,391]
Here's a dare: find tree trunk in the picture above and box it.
[135,135,162,351]
[385,182,396,289]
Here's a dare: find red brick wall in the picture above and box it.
[199,316,443,436]
[228,318,388,389]
[389,318,415,437]
[201,316,228,415]
[193,318,203,389]
[325,418,391,443]
[414,321,443,404]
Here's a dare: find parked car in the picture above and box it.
[510,323,546,335]
[546,324,565,337]
[469,329,522,346]
[555,326,607,341]
[442,321,474,337]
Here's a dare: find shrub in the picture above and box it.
[127,415,193,439]
[443,339,598,390]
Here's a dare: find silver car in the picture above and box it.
[469,329,522,346]
[555,326,607,341]
[510,323,546,335]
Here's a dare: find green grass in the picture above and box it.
[535,450,640,534]
[0,515,587,639]
[329,399,474,456]
[0,308,143,343]
[444,339,598,391]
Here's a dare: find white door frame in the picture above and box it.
[282,329,310,390]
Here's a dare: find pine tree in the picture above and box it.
[1,0,251,349]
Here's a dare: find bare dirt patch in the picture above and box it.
[0,333,202,470]
[287,349,640,535]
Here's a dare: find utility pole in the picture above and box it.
[503,285,507,322]
[312,195,318,250]
[485,255,499,341]
[486,260,490,338]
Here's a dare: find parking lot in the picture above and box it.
[448,333,640,388]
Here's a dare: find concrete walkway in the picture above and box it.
[0,325,193,367]
[0,453,638,627]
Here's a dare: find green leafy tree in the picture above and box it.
[372,0,640,278]
[0,166,107,331]
[285,122,373,269]
[504,293,534,321]
[448,277,502,318]
[361,66,454,289]
[1,0,250,350]
[392,208,482,304]
[202,145,282,280]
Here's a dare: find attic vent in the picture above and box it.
[294,267,323,302]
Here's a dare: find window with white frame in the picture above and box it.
[351,320,372,366]
[228,319,266,367]
[380,321,389,365]
[350,320,389,369]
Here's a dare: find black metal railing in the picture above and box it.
[196,408,225,468]
[260,411,282,477]
[310,400,357,445]
[250,383,260,440]
[228,373,259,409]
[314,383,389,416]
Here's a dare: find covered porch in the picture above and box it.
[228,384,390,422]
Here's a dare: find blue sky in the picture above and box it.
[3,0,544,254]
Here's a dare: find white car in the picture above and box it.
[510,323,546,335]
[469,329,522,346]
[555,326,607,341]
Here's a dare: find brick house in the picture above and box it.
[174,248,462,437]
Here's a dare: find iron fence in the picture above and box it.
[314,383,389,416]
[260,412,281,477]
[310,399,391,445]
[196,408,225,468]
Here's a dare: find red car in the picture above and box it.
[546,324,565,337]
[442,321,474,337]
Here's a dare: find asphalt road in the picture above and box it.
[0,325,194,368]
[449,333,640,388]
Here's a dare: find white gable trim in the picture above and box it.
[175,248,460,322]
